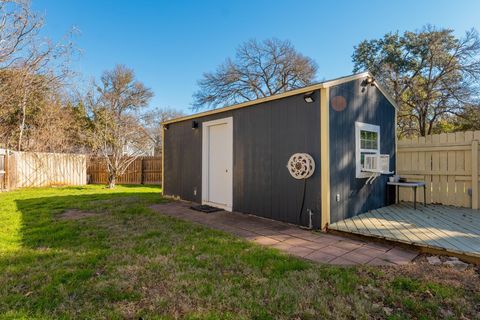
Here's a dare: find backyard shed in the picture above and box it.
[162,72,397,229]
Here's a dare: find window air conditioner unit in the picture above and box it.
[363,154,393,184]
[363,154,390,173]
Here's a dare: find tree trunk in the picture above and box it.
[107,173,116,189]
[418,109,427,137]
[419,123,426,137]
[17,80,29,151]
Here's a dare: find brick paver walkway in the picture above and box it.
[150,201,418,266]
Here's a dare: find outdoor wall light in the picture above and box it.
[192,120,199,129]
[303,91,315,103]
[364,76,375,86]
[361,76,375,93]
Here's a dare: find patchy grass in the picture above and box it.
[0,185,478,319]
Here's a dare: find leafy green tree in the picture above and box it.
[352,26,480,137]
[451,105,480,131]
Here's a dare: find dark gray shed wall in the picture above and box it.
[164,90,322,228]
[329,79,396,223]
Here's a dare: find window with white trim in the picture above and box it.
[355,122,380,178]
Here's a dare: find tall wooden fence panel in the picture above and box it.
[2,151,87,190]
[141,157,162,185]
[0,150,6,190]
[87,156,162,185]
[397,131,480,209]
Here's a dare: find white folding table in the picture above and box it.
[387,181,426,209]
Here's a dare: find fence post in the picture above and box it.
[472,140,479,209]
[4,151,9,190]
[141,157,145,185]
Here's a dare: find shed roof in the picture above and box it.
[163,71,397,125]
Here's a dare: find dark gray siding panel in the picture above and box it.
[329,79,396,223]
[164,90,322,228]
[164,119,203,203]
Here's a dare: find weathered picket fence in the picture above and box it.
[87,156,162,185]
[0,150,87,190]
[397,131,480,209]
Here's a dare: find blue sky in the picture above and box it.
[33,0,480,114]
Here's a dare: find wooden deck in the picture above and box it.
[329,203,480,260]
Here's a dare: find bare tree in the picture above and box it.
[352,26,480,137]
[88,65,153,188]
[0,0,41,148]
[193,38,318,110]
[142,107,184,156]
[0,68,83,153]
[0,0,41,69]
[15,41,75,150]
[22,94,77,152]
[0,0,78,151]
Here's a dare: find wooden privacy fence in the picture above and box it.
[1,150,87,190]
[87,156,162,185]
[0,149,8,190]
[397,130,480,209]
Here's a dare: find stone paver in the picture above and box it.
[351,246,388,258]
[330,256,358,266]
[271,242,294,251]
[305,250,337,263]
[341,251,375,264]
[150,201,418,266]
[284,246,315,258]
[252,236,280,246]
[334,240,364,251]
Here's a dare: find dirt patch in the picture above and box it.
[378,255,480,291]
[58,209,100,220]
[89,197,140,206]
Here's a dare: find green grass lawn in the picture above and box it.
[0,185,478,319]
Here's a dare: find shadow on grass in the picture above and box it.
[4,187,474,319]
[88,183,162,190]
[0,187,316,318]
[16,191,162,250]
[0,188,164,317]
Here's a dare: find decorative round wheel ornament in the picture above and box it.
[287,153,315,179]
[331,95,347,112]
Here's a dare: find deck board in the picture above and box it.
[395,203,480,252]
[369,209,415,243]
[359,213,384,236]
[364,213,398,239]
[403,203,480,236]
[329,203,480,258]
[394,204,478,252]
[386,205,452,249]
[375,207,426,243]
[393,204,480,253]
[380,206,442,246]
[429,205,480,232]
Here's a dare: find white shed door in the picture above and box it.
[202,117,233,211]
